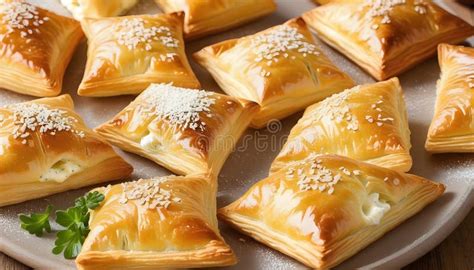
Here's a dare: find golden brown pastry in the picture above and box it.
[76,175,236,270]
[302,0,474,81]
[312,0,333,4]
[271,78,412,173]
[95,83,258,176]
[78,13,200,97]
[194,18,355,128]
[219,154,445,269]
[154,0,277,39]
[60,0,138,20]
[0,95,133,207]
[0,1,83,97]
[426,44,474,152]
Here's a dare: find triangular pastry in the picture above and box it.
[271,78,412,173]
[154,0,277,39]
[78,13,200,97]
[0,1,83,97]
[219,154,445,269]
[76,175,236,269]
[426,44,474,152]
[60,0,138,20]
[0,95,133,206]
[95,83,258,176]
[194,18,354,128]
[303,0,474,81]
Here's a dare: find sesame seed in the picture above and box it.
[383,177,389,182]
[3,103,85,144]
[364,0,427,29]
[119,177,181,210]
[115,17,179,54]
[140,84,216,131]
[0,2,48,38]
[393,178,400,185]
[251,25,320,78]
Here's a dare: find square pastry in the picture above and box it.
[76,175,236,269]
[60,0,138,20]
[154,0,276,39]
[219,154,445,269]
[271,78,412,173]
[0,95,133,206]
[95,83,258,176]
[194,18,354,128]
[78,13,200,97]
[426,44,474,152]
[0,1,83,97]
[303,0,474,81]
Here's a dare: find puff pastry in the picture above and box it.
[0,95,133,207]
[302,0,474,81]
[0,1,83,97]
[219,154,445,269]
[271,78,412,173]
[78,13,200,97]
[95,83,258,176]
[154,0,277,39]
[76,175,236,270]
[194,18,355,128]
[426,44,474,152]
[60,0,138,20]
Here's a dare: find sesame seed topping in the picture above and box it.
[115,17,179,54]
[251,25,320,77]
[364,0,428,30]
[141,84,216,131]
[286,155,342,195]
[0,2,49,38]
[310,87,360,132]
[393,178,400,185]
[119,177,181,210]
[3,103,84,144]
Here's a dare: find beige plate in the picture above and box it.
[0,0,473,269]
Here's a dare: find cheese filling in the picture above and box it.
[39,160,82,183]
[140,133,162,151]
[362,193,391,225]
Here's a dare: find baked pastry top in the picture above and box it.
[0,1,83,96]
[303,0,474,81]
[426,44,474,152]
[271,78,412,173]
[154,0,277,39]
[60,0,138,20]
[76,175,236,270]
[95,83,258,176]
[78,12,200,97]
[219,154,445,269]
[194,18,354,128]
[0,94,132,206]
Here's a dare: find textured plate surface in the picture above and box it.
[0,0,473,269]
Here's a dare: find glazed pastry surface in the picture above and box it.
[154,0,276,39]
[219,154,445,269]
[303,0,474,80]
[95,83,258,176]
[0,95,132,206]
[76,175,236,270]
[60,0,138,20]
[78,12,200,97]
[426,44,474,152]
[194,18,354,128]
[0,1,83,96]
[271,78,412,173]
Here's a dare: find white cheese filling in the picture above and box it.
[140,133,161,151]
[362,193,391,225]
[39,160,82,183]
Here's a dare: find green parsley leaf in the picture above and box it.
[19,205,53,237]
[52,224,88,259]
[74,191,105,211]
[56,207,87,229]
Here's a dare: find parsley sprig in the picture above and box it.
[18,191,105,259]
